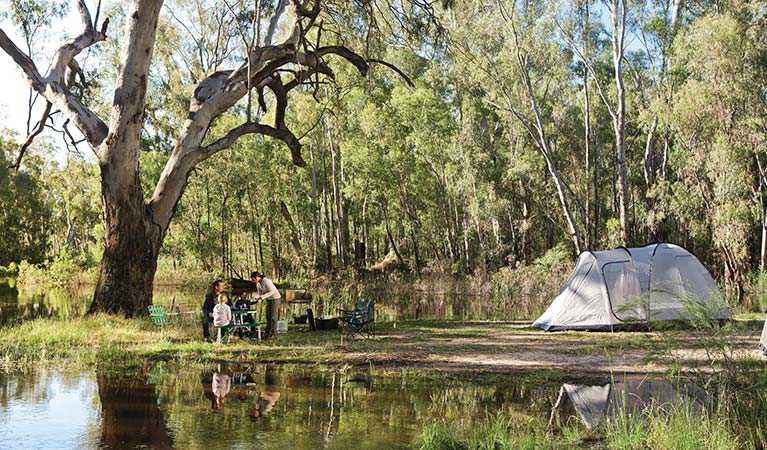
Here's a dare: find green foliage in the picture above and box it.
[1,0,767,314]
[491,244,573,319]
[0,138,52,265]
[0,262,18,277]
[3,0,68,46]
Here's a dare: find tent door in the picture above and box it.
[603,261,646,322]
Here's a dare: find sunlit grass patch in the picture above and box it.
[416,410,586,450]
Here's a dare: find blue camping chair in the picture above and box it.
[338,299,375,339]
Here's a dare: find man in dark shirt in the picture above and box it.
[202,280,225,340]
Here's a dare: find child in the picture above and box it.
[213,293,232,327]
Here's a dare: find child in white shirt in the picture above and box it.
[213,294,232,327]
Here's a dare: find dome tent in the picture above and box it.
[532,243,731,331]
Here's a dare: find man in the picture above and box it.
[202,279,225,340]
[251,271,281,339]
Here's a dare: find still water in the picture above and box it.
[0,278,510,327]
[0,363,698,450]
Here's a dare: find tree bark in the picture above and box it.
[89,189,162,316]
[582,0,592,249]
[612,0,630,246]
[89,0,164,316]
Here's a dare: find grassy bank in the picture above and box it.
[0,316,649,374]
[0,314,367,371]
[2,315,764,374]
[415,400,748,450]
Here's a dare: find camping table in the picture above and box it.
[226,309,262,342]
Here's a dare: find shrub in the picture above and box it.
[0,262,19,277]
[491,244,573,319]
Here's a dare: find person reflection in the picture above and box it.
[203,369,231,411]
[249,365,281,419]
[212,371,231,411]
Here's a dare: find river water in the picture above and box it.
[0,277,514,327]
[0,362,706,450]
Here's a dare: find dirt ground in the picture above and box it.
[319,321,767,375]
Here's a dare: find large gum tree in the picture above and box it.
[0,0,407,316]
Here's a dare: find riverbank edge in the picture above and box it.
[2,315,765,377]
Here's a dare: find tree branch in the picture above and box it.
[297,46,369,77]
[10,101,53,170]
[47,0,108,84]
[0,1,109,149]
[368,58,414,87]
[200,121,300,161]
[0,28,44,90]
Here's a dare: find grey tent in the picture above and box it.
[533,243,731,331]
[562,379,704,429]
[760,316,767,356]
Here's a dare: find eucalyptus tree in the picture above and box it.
[0,137,52,265]
[664,4,767,302]
[448,0,583,254]
[0,0,409,316]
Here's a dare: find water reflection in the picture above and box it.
[555,379,705,430]
[0,369,100,449]
[97,374,174,449]
[0,363,559,449]
[250,365,281,418]
[0,278,504,327]
[0,279,91,326]
[0,364,719,450]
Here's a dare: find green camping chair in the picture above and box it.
[148,305,171,337]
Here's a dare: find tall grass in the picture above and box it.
[416,392,747,450]
[416,410,582,450]
[605,398,742,450]
[608,294,767,449]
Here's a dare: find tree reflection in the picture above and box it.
[97,372,173,449]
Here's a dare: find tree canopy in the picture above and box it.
[1,0,766,311]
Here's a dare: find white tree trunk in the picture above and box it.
[612,0,630,246]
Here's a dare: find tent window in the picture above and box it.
[603,261,644,321]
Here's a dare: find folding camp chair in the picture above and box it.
[148,305,171,337]
[339,299,375,338]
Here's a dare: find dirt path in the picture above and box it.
[319,322,766,375]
